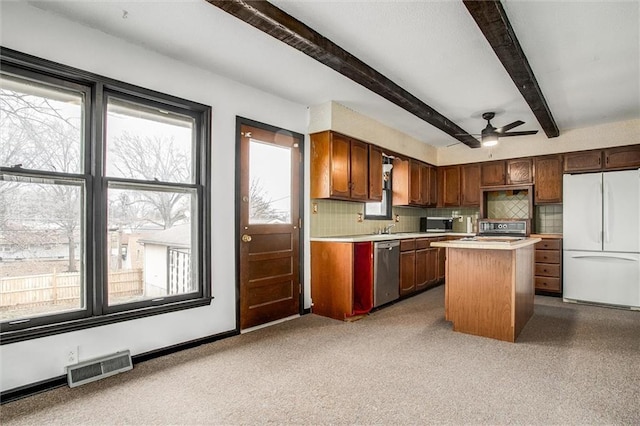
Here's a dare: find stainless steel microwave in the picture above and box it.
[420,217,454,232]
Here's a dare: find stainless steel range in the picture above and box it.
[478,219,530,237]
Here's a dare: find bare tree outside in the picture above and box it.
[250,177,288,223]
[0,86,82,273]
[107,131,190,230]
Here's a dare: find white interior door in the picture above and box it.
[563,173,603,251]
[603,169,640,253]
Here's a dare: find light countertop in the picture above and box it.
[530,233,563,239]
[431,237,541,250]
[310,232,473,243]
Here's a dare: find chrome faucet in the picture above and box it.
[382,223,396,234]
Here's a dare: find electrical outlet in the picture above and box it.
[312,203,318,214]
[67,347,79,365]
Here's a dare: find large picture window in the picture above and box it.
[0,49,211,342]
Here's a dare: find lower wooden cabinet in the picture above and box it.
[400,242,416,296]
[534,237,563,295]
[400,237,442,297]
[311,241,373,320]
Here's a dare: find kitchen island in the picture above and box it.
[431,237,541,342]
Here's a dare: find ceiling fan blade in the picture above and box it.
[500,130,539,137]
[496,120,524,133]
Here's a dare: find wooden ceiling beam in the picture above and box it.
[464,0,559,138]
[207,0,481,148]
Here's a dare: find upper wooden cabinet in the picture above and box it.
[564,145,640,173]
[349,139,369,200]
[409,160,422,205]
[393,159,436,207]
[507,158,533,185]
[564,150,603,173]
[368,145,383,202]
[481,161,506,186]
[604,145,640,170]
[428,166,438,206]
[310,131,374,201]
[534,155,563,204]
[481,159,532,186]
[439,165,460,207]
[460,164,481,206]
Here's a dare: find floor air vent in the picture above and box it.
[66,350,133,388]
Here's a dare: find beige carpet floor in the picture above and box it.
[2,285,639,425]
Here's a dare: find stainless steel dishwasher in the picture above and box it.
[373,240,400,307]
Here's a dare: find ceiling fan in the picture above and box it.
[478,112,538,147]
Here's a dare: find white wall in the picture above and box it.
[437,118,640,165]
[309,101,439,164]
[0,3,309,392]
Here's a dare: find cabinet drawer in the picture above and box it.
[535,250,560,264]
[535,276,561,292]
[535,263,560,277]
[400,239,416,251]
[415,238,430,249]
[535,239,561,250]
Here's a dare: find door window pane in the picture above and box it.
[0,175,85,321]
[107,185,197,305]
[0,74,84,173]
[249,140,291,224]
[105,98,195,184]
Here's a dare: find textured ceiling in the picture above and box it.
[24,0,640,148]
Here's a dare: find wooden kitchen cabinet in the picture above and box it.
[534,155,563,204]
[409,161,422,205]
[481,161,506,186]
[438,165,460,207]
[400,239,416,296]
[393,159,435,207]
[311,241,373,320]
[420,163,433,206]
[563,145,640,173]
[480,159,531,186]
[401,237,440,296]
[534,237,562,295]
[563,150,603,173]
[428,165,438,206]
[425,248,438,285]
[368,144,383,201]
[507,158,533,185]
[414,239,429,292]
[349,138,369,200]
[604,145,640,170]
[460,163,481,206]
[310,131,372,201]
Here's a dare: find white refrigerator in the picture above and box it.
[563,169,640,309]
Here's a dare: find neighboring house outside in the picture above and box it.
[0,234,76,263]
[137,224,193,298]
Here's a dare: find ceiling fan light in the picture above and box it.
[482,134,499,147]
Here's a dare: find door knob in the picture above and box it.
[242,234,252,242]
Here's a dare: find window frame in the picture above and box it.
[364,156,393,220]
[0,47,212,344]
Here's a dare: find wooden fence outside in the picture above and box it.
[0,269,143,308]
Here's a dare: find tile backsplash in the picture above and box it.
[310,200,563,237]
[310,199,423,237]
[535,204,563,234]
[486,191,529,219]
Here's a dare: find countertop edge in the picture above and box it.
[310,232,474,243]
[431,237,542,250]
